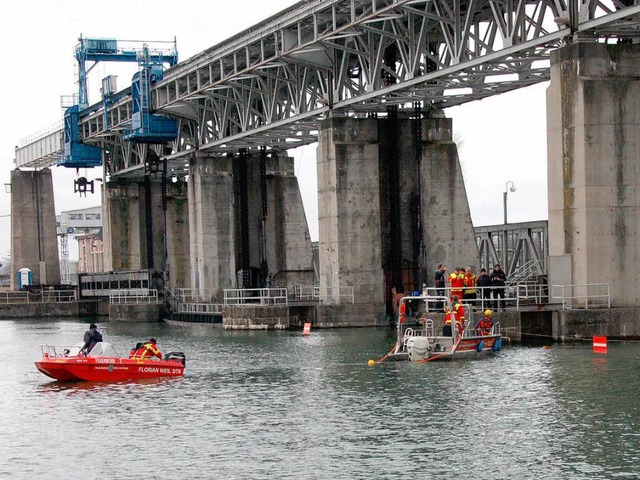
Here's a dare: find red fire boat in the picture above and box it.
[35,343,186,382]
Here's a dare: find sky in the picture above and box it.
[0,0,549,260]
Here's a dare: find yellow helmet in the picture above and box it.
[484,309,493,316]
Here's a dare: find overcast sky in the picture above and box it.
[0,0,548,260]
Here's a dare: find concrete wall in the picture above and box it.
[109,303,165,322]
[316,115,477,312]
[547,43,640,307]
[0,300,107,318]
[10,168,61,287]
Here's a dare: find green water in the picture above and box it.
[0,319,638,479]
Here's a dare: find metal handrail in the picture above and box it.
[0,290,76,304]
[551,283,611,310]
[223,288,288,306]
[109,289,159,304]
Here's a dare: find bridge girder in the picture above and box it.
[16,0,640,176]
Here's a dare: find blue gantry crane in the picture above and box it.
[62,36,179,193]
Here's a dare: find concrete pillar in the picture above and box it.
[317,117,384,306]
[547,43,640,307]
[102,179,165,273]
[165,180,190,291]
[103,181,143,271]
[420,118,478,279]
[188,155,236,299]
[10,168,61,288]
[264,153,314,286]
[187,152,314,300]
[317,115,477,308]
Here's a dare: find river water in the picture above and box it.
[0,318,639,479]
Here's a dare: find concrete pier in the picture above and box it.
[316,114,477,318]
[102,177,187,287]
[547,43,640,307]
[10,168,61,287]
[188,152,314,300]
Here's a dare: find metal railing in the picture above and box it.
[551,284,611,310]
[174,288,216,304]
[176,302,224,314]
[0,290,76,304]
[287,285,355,304]
[316,286,355,305]
[109,289,159,304]
[223,288,288,306]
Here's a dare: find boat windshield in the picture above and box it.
[87,342,120,357]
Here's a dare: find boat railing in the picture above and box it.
[109,289,159,304]
[39,344,82,358]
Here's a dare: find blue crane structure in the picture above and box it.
[63,36,179,194]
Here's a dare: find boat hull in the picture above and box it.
[406,334,502,362]
[35,356,185,382]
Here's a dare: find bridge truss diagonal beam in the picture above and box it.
[15,0,640,174]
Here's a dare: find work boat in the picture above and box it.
[387,295,502,362]
[35,342,186,382]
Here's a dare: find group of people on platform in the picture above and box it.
[80,324,163,359]
[435,263,507,311]
[442,294,495,337]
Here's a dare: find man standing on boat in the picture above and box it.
[434,264,446,310]
[81,323,103,355]
[443,295,465,336]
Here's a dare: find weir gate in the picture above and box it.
[11,0,640,324]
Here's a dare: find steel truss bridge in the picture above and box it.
[15,0,640,179]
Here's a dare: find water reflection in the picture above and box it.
[0,319,639,478]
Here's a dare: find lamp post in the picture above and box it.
[502,181,516,270]
[503,181,516,225]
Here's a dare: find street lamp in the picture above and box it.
[503,181,516,224]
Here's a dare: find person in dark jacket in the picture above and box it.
[434,264,446,309]
[81,323,103,355]
[476,268,492,310]
[490,264,507,311]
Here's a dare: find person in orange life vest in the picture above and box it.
[463,266,478,307]
[476,309,494,336]
[134,339,163,359]
[443,295,465,335]
[129,342,143,358]
[447,267,465,299]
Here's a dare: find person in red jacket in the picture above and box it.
[134,339,163,359]
[444,295,465,336]
[475,310,494,336]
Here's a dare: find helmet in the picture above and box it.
[484,309,492,316]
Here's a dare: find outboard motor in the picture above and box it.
[164,351,186,366]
